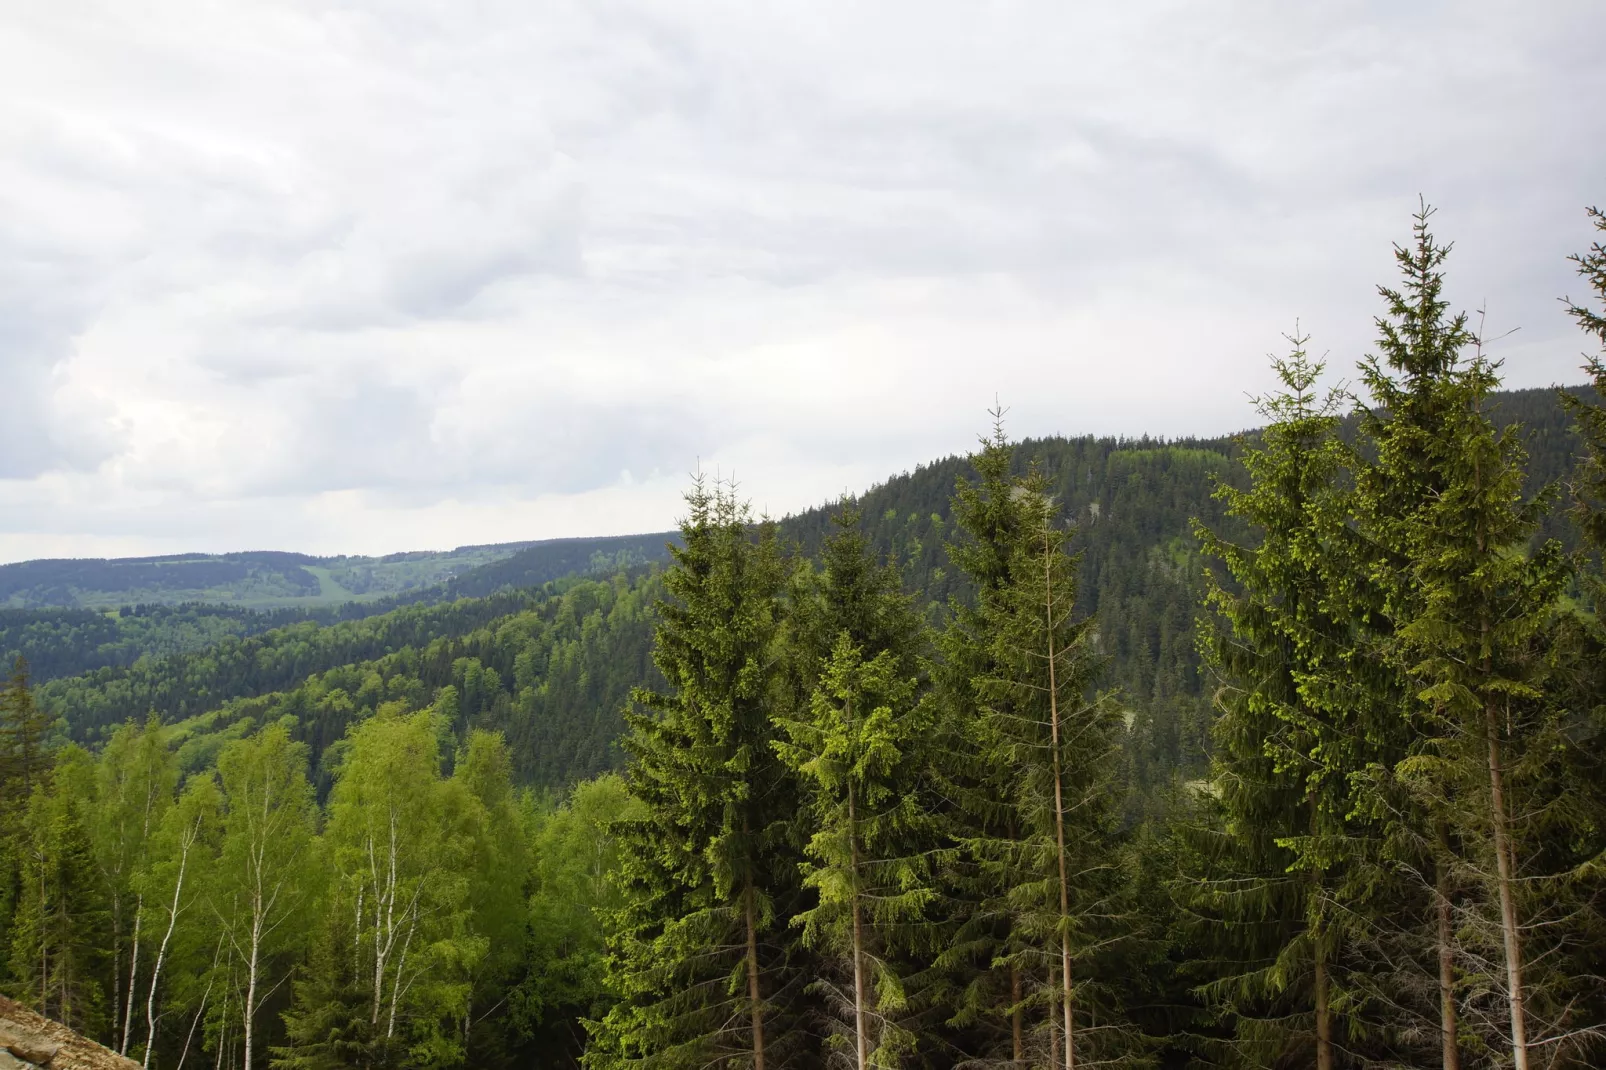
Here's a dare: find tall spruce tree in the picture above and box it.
[973,467,1135,1069]
[774,510,934,1069]
[0,657,52,809]
[7,744,110,1034]
[929,420,1035,1063]
[1354,206,1586,1068]
[588,476,810,1069]
[1531,203,1606,1064]
[1190,335,1362,1069]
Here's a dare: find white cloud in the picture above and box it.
[0,0,1602,560]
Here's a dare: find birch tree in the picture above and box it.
[215,721,319,1070]
[91,714,177,1055]
[314,702,478,1064]
[136,773,222,1068]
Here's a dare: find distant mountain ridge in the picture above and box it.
[0,533,677,611]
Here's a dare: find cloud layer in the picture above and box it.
[2,1,1603,559]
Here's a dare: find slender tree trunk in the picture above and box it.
[388,910,418,1040]
[1484,702,1528,1070]
[111,894,123,1037]
[1044,525,1074,1070]
[123,895,144,1054]
[243,911,261,1070]
[1011,965,1024,1064]
[849,782,869,1070]
[744,876,767,1070]
[146,830,194,1069]
[37,855,48,1012]
[1313,927,1333,1070]
[1436,854,1460,1070]
[175,976,211,1070]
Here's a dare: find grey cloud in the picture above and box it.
[0,0,1602,559]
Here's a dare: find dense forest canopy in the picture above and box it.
[2,205,1606,1069]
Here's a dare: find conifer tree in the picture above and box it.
[0,657,52,809]
[778,637,929,1070]
[1354,205,1587,1067]
[774,511,934,1068]
[7,744,111,1034]
[589,476,809,1069]
[974,469,1134,1069]
[929,419,1036,1063]
[1190,335,1378,1068]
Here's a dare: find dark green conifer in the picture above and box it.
[928,420,1035,1063]
[1189,335,1370,1069]
[973,467,1136,1069]
[588,476,810,1070]
[1353,206,1592,1068]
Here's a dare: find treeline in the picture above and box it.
[584,206,1606,1069]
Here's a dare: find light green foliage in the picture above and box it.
[778,635,930,1068]
[214,721,321,1070]
[522,774,642,1064]
[91,714,179,1056]
[319,704,479,1064]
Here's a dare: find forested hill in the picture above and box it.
[777,383,1594,786]
[0,533,676,685]
[28,384,1593,801]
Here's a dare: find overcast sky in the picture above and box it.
[1,1,1603,562]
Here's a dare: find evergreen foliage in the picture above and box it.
[588,476,813,1070]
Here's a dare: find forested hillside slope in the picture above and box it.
[0,534,675,685]
[20,385,1591,809]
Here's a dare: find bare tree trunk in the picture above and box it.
[111,895,123,1037]
[1436,855,1460,1070]
[145,825,196,1069]
[744,873,767,1070]
[175,976,211,1070]
[1313,926,1333,1070]
[122,896,144,1054]
[243,911,262,1070]
[1043,521,1074,1070]
[1308,802,1334,1070]
[37,856,48,1012]
[1484,703,1528,1070]
[388,910,418,1040]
